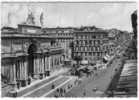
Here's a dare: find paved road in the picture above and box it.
[24,75,69,97]
[64,58,123,97]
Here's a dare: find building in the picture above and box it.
[102,42,116,56]
[73,27,109,63]
[1,24,64,92]
[42,27,74,59]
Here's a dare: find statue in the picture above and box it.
[26,11,35,25]
[40,12,44,27]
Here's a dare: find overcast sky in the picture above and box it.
[1,2,137,32]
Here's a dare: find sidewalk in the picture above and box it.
[4,67,70,97]
[19,67,69,91]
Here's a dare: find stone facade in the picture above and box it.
[73,29,109,62]
[42,27,74,59]
[1,24,64,89]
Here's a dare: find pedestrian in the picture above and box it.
[57,88,59,93]
[54,94,58,98]
[51,84,55,89]
[63,89,66,94]
[68,84,70,89]
[28,74,32,85]
[59,88,63,96]
[83,90,86,96]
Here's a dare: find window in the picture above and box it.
[78,35,81,39]
[97,53,99,56]
[81,35,83,39]
[89,52,92,56]
[87,47,90,51]
[92,47,94,51]
[85,53,87,56]
[85,40,87,45]
[98,40,100,44]
[83,41,85,45]
[80,53,82,56]
[94,41,96,46]
[76,41,79,45]
[95,41,97,45]
[92,41,94,45]
[85,47,87,51]
[92,35,96,39]
[89,40,92,45]
[93,52,95,56]
[76,35,78,39]
[78,47,81,51]
[81,47,83,51]
[98,47,100,51]
[78,53,80,56]
[82,53,85,56]
[83,35,85,39]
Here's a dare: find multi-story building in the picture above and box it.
[73,27,109,63]
[42,27,74,59]
[102,42,116,56]
[107,29,131,54]
[1,24,64,91]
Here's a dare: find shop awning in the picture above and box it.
[81,60,89,65]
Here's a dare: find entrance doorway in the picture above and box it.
[28,43,37,77]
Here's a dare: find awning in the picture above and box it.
[77,65,87,70]
[104,54,111,61]
[81,60,88,64]
[88,66,94,70]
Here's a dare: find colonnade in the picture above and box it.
[1,52,64,90]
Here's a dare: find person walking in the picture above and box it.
[51,84,55,89]
[83,90,86,96]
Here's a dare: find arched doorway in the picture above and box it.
[28,43,37,77]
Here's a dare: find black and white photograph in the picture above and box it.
[0,0,138,98]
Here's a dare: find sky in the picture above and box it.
[1,2,137,32]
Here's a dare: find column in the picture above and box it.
[53,56,55,71]
[39,56,41,74]
[59,55,61,69]
[9,60,17,97]
[44,56,48,71]
[52,56,55,71]
[34,57,36,76]
[47,56,51,76]
[20,59,27,87]
[13,62,17,89]
[48,56,51,71]
[45,55,50,76]
[40,55,44,79]
[24,58,28,85]
[34,55,39,78]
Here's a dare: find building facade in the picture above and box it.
[1,24,64,90]
[73,28,109,63]
[42,27,74,59]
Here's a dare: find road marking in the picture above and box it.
[22,75,63,97]
[41,77,72,97]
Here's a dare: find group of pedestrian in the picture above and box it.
[54,88,66,97]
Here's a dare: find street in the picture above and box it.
[64,58,123,97]
[1,2,137,98]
